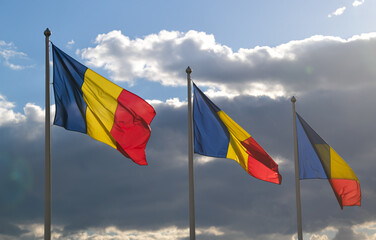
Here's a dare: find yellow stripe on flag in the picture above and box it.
[217,111,251,171]
[82,69,122,149]
[217,111,250,141]
[226,134,249,171]
[330,147,358,180]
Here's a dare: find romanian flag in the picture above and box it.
[296,113,361,208]
[52,44,156,165]
[193,83,281,184]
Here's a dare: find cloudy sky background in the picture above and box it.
[1,0,376,239]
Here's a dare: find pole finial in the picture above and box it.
[186,66,192,74]
[44,28,51,37]
[291,96,296,103]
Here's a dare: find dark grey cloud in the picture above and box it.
[0,220,26,237]
[2,85,376,239]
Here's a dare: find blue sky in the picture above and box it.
[1,0,376,239]
[2,0,376,108]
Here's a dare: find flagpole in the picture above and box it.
[292,96,303,240]
[44,28,51,240]
[186,66,196,240]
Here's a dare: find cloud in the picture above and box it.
[4,221,376,240]
[328,7,346,18]
[309,234,329,240]
[1,88,376,239]
[0,41,32,70]
[329,1,365,18]
[332,227,368,240]
[147,97,186,108]
[3,224,224,240]
[2,30,376,239]
[0,220,26,238]
[353,0,366,7]
[0,94,53,140]
[66,40,75,49]
[79,30,376,99]
[0,94,26,126]
[18,224,63,240]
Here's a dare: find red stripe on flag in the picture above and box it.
[110,89,156,165]
[329,179,361,209]
[242,137,282,184]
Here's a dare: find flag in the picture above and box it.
[193,83,281,184]
[296,113,361,208]
[52,44,156,165]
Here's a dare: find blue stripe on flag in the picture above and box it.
[296,114,327,179]
[193,83,229,158]
[52,44,88,133]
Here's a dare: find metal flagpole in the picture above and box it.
[186,66,196,240]
[44,28,51,240]
[291,96,303,240]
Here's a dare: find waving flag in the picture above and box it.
[296,113,361,208]
[193,83,281,184]
[52,44,156,165]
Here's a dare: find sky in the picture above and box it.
[1,0,376,239]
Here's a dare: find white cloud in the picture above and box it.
[79,30,376,100]
[353,0,365,7]
[309,234,329,240]
[196,153,289,167]
[242,82,286,99]
[23,103,44,123]
[0,95,46,127]
[165,97,186,108]
[0,94,26,126]
[0,40,12,47]
[0,94,55,140]
[18,224,63,240]
[66,40,75,48]
[0,40,32,70]
[271,155,289,166]
[203,87,240,99]
[147,97,186,108]
[328,6,346,18]
[195,155,217,165]
[328,0,366,19]
[15,224,223,240]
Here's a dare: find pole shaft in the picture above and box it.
[44,28,51,240]
[186,67,196,240]
[292,97,303,240]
